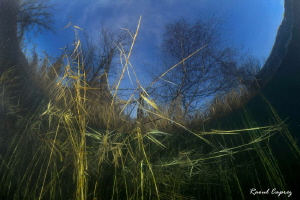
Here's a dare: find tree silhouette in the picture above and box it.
[18,0,54,40]
[0,0,54,113]
[152,18,261,120]
[154,18,237,118]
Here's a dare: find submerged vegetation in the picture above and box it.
[1,1,300,199]
[1,20,300,200]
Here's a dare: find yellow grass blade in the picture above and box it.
[141,93,158,110]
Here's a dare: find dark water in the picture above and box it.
[205,1,300,199]
[217,0,300,199]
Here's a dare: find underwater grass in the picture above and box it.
[0,18,300,200]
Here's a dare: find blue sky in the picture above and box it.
[29,0,284,86]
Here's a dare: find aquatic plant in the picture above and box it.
[0,19,299,200]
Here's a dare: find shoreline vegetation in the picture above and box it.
[1,19,300,200]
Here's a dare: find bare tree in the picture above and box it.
[153,18,238,118]
[73,27,131,106]
[84,28,129,87]
[18,0,54,40]
[212,48,261,92]
[0,0,54,113]
[237,56,261,90]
